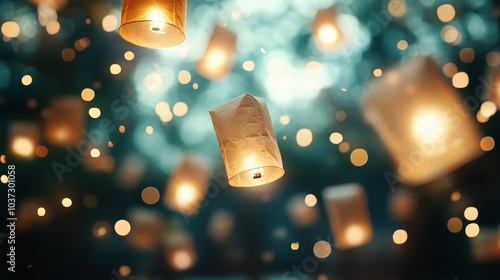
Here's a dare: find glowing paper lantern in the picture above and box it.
[311,6,344,52]
[45,96,85,147]
[126,208,163,250]
[119,0,187,48]
[322,183,373,249]
[207,210,235,242]
[469,228,500,262]
[195,25,237,80]
[163,156,211,216]
[210,93,284,187]
[286,193,319,227]
[164,231,197,271]
[363,56,482,185]
[9,122,39,159]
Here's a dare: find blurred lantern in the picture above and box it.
[388,188,417,221]
[118,0,187,48]
[486,64,500,110]
[210,94,284,187]
[195,25,237,80]
[116,154,146,188]
[322,183,373,249]
[126,208,163,250]
[286,193,319,227]
[163,156,211,216]
[9,122,39,159]
[45,96,85,147]
[83,148,115,173]
[207,210,235,242]
[311,6,344,52]
[164,230,197,271]
[469,228,500,262]
[363,56,482,185]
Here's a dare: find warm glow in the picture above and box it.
[243,60,255,71]
[477,111,489,123]
[452,72,469,88]
[61,48,75,62]
[412,110,445,141]
[155,102,170,116]
[304,194,317,207]
[318,25,338,44]
[280,115,290,125]
[110,64,122,75]
[336,111,346,121]
[35,146,48,158]
[397,40,408,50]
[441,25,461,45]
[21,75,33,86]
[37,207,46,217]
[459,48,475,63]
[1,175,7,184]
[464,207,478,221]
[93,222,110,238]
[393,229,408,244]
[12,137,35,158]
[437,4,455,23]
[442,62,457,78]
[119,125,126,133]
[90,148,100,158]
[124,51,135,61]
[450,191,461,202]
[480,101,496,118]
[178,70,191,84]
[313,240,332,258]
[350,148,368,167]
[114,219,131,236]
[373,69,382,77]
[102,15,118,32]
[291,242,299,250]
[89,107,101,118]
[148,9,167,33]
[345,224,365,246]
[388,0,406,17]
[465,223,480,238]
[173,102,188,117]
[339,142,350,153]
[81,88,95,102]
[2,21,20,38]
[141,186,160,205]
[480,136,495,151]
[205,49,227,68]
[62,198,72,207]
[447,217,463,233]
[329,132,343,144]
[172,250,192,270]
[146,126,154,134]
[176,184,196,206]
[296,128,313,147]
[119,266,131,277]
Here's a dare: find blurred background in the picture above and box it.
[1,0,500,279]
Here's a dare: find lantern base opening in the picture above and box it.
[228,166,284,187]
[119,20,185,48]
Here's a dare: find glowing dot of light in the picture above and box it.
[178,70,191,84]
[336,111,346,121]
[393,229,408,244]
[1,21,20,38]
[388,0,406,17]
[114,219,131,236]
[141,186,160,205]
[173,102,188,117]
[1,175,7,184]
[61,48,75,62]
[437,4,455,22]
[280,115,290,125]
[37,207,46,217]
[21,75,32,86]
[373,69,382,77]
[397,40,408,50]
[119,266,131,277]
[350,148,368,167]
[62,198,72,207]
[119,125,126,133]
[477,111,489,123]
[193,83,199,89]
[318,25,338,44]
[313,240,332,258]
[110,64,121,75]
[442,63,457,78]
[81,88,95,102]
[480,136,495,151]
[172,250,193,270]
[447,217,463,233]
[450,191,461,202]
[459,48,475,63]
[304,194,317,207]
[146,126,154,134]
[329,132,343,144]
[296,128,313,147]
[339,142,350,153]
[88,107,101,118]
[102,15,118,32]
[12,137,35,158]
[480,101,496,118]
[486,51,500,67]
[465,223,480,238]
[464,207,478,221]
[124,51,135,61]
[291,242,299,250]
[452,72,469,88]
[243,60,255,71]
[35,145,48,158]
[345,224,365,246]
[90,148,101,158]
[46,19,60,35]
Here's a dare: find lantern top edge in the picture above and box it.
[322,183,364,199]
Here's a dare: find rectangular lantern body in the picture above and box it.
[164,156,211,216]
[195,25,237,80]
[210,93,284,187]
[164,231,197,271]
[126,208,163,250]
[45,96,85,147]
[286,193,319,228]
[119,0,187,48]
[469,228,500,263]
[363,56,482,185]
[207,210,235,243]
[9,122,40,159]
[322,183,373,249]
[312,6,344,52]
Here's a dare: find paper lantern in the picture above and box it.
[363,56,482,185]
[126,208,163,250]
[164,156,211,216]
[45,96,85,147]
[195,25,237,80]
[486,64,500,109]
[470,228,500,262]
[164,231,197,271]
[116,154,146,188]
[9,122,39,159]
[311,6,344,52]
[210,93,284,187]
[119,0,187,48]
[207,210,235,242]
[322,183,373,249]
[286,193,319,227]
[388,189,417,221]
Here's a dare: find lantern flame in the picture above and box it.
[148,9,166,33]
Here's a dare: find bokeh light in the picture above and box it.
[393,229,408,244]
[81,88,95,102]
[313,240,332,258]
[141,186,160,205]
[304,194,317,207]
[114,219,131,236]
[465,223,480,238]
[37,207,46,217]
[464,207,478,221]
[480,136,495,151]
[447,217,463,233]
[291,242,299,250]
[21,75,32,86]
[296,128,313,147]
[173,102,188,117]
[437,4,455,23]
[452,72,469,88]
[329,132,343,144]
[350,148,368,167]
[62,198,72,208]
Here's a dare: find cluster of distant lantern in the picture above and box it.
[7,0,500,266]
